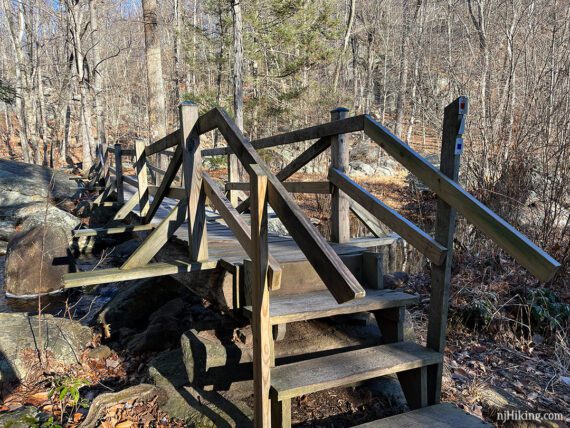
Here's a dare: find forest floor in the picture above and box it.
[0,161,569,427]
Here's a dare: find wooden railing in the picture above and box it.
[92,99,560,285]
[87,98,560,425]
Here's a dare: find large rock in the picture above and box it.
[0,159,79,205]
[0,220,16,241]
[148,348,252,426]
[0,313,92,384]
[20,206,80,239]
[98,277,202,351]
[4,225,75,297]
[0,406,40,427]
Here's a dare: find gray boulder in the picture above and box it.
[0,202,46,223]
[0,406,40,427]
[0,158,79,204]
[350,160,375,177]
[4,225,75,297]
[0,313,92,383]
[0,220,16,241]
[20,206,80,240]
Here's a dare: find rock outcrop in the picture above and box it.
[4,225,75,297]
[0,313,92,384]
[0,159,81,253]
[0,159,78,205]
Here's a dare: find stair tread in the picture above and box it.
[354,403,490,427]
[244,289,417,324]
[270,341,441,400]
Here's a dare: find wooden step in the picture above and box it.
[354,403,490,427]
[244,289,417,325]
[270,341,441,400]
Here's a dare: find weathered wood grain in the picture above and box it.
[144,143,183,223]
[250,165,272,428]
[63,259,217,288]
[181,102,209,262]
[330,108,351,243]
[73,224,155,237]
[353,403,490,427]
[244,289,417,325]
[135,139,150,218]
[121,199,188,269]
[226,181,331,194]
[364,115,560,282]
[329,167,447,265]
[270,341,441,400]
[203,172,282,290]
[197,108,365,304]
[145,129,181,156]
[114,144,124,203]
[235,137,331,212]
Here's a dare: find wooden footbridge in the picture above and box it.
[66,98,560,427]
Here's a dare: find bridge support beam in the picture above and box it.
[426,96,466,404]
[330,107,351,244]
[181,101,209,262]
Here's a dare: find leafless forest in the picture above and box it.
[1,0,568,257]
[0,1,569,426]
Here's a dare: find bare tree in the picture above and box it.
[142,0,167,150]
[231,0,244,130]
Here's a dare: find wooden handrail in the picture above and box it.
[197,108,365,304]
[203,172,282,290]
[250,115,365,150]
[200,116,363,156]
[235,137,332,212]
[148,185,185,200]
[363,115,561,282]
[148,164,166,175]
[145,129,181,156]
[328,167,447,265]
[107,147,135,156]
[226,181,331,194]
[144,143,184,223]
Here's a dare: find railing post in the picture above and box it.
[250,164,271,428]
[228,153,240,206]
[135,138,150,218]
[114,143,124,204]
[330,107,351,243]
[181,101,209,262]
[426,96,467,404]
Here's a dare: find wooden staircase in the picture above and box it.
[241,256,439,427]
[66,97,559,427]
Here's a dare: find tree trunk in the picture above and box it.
[231,0,244,130]
[2,0,32,162]
[142,0,167,154]
[334,0,356,91]
[89,0,107,158]
[67,0,94,171]
[231,0,245,185]
[395,0,412,139]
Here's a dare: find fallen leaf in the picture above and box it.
[41,404,54,413]
[26,391,49,406]
[116,420,134,428]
